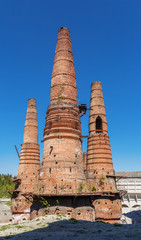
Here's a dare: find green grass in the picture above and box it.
[37,222,42,226]
[0,225,9,231]
[6,201,11,206]
[15,225,24,229]
[41,224,46,228]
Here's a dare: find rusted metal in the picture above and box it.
[78,104,87,117]
[14,145,20,159]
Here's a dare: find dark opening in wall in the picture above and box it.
[96,116,103,133]
[49,146,53,155]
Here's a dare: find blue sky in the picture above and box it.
[0,0,141,176]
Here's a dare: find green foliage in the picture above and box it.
[40,197,50,210]
[6,201,11,206]
[99,175,106,185]
[25,198,33,204]
[77,182,85,192]
[56,199,59,205]
[91,185,96,191]
[57,83,65,102]
[0,174,16,198]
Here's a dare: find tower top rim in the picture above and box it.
[91,81,101,86]
[58,27,70,32]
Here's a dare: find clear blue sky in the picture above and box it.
[0,0,141,176]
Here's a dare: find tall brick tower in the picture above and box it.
[87,82,121,223]
[39,27,86,194]
[18,98,40,192]
[11,99,40,222]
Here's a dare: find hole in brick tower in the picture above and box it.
[96,116,102,132]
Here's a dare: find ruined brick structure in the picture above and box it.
[11,98,40,222]
[87,82,121,222]
[39,27,85,194]
[11,27,122,223]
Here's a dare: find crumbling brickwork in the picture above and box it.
[39,27,86,194]
[11,27,122,223]
[11,99,40,222]
[87,82,116,190]
[87,82,121,222]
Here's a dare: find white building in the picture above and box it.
[116,172,141,223]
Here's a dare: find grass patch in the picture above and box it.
[0,225,9,231]
[41,224,46,228]
[6,201,11,206]
[37,222,42,226]
[56,214,66,220]
[15,225,24,229]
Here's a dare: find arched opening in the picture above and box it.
[96,116,103,133]
[132,205,141,208]
[122,204,128,208]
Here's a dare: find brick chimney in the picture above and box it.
[50,27,77,105]
[86,82,121,222]
[39,27,86,194]
[18,98,40,192]
[86,82,116,190]
[11,98,40,223]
